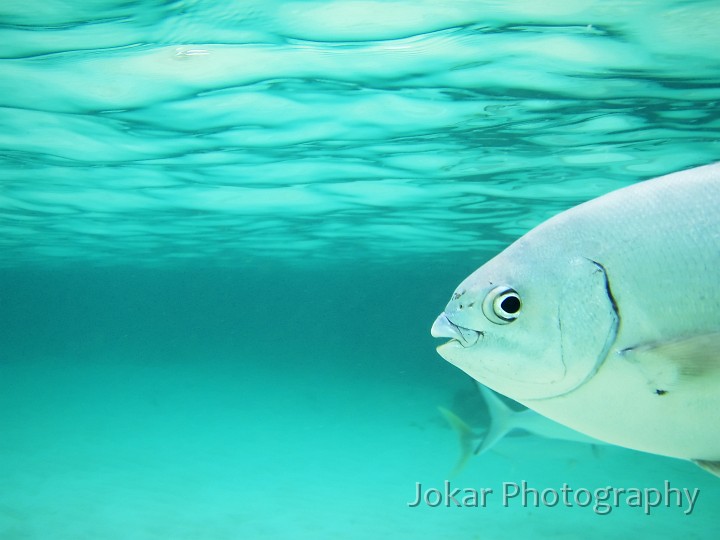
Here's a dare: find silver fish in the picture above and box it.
[440,383,604,476]
[432,163,720,476]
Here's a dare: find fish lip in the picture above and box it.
[431,313,481,348]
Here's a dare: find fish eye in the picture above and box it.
[482,286,522,324]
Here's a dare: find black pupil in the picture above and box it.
[500,295,520,314]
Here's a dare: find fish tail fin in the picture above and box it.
[438,406,475,477]
[474,383,517,456]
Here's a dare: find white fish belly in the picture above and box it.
[523,352,720,461]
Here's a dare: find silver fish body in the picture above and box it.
[432,163,720,467]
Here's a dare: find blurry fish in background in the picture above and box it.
[432,163,720,476]
[440,382,604,476]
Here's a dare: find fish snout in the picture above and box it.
[431,313,481,347]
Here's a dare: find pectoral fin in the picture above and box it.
[620,332,720,393]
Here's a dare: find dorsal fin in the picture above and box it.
[473,383,517,456]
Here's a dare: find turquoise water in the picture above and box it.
[1,1,719,538]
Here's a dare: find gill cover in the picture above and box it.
[551,258,620,397]
[437,257,619,401]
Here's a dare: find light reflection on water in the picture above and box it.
[0,0,719,267]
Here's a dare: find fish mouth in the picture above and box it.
[431,313,481,348]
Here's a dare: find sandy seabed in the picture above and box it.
[1,354,718,540]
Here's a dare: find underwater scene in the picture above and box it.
[1,0,719,538]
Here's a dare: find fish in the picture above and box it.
[431,162,720,476]
[440,382,604,476]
